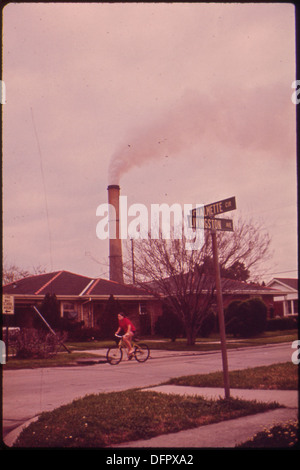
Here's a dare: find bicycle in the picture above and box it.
[106,334,150,365]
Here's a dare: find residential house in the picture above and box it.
[143,273,281,319]
[2,270,162,335]
[266,278,298,317]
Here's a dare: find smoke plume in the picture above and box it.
[108,90,212,184]
[108,85,293,184]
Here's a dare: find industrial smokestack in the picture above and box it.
[107,184,124,284]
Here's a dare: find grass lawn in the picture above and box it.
[165,362,298,390]
[13,390,280,448]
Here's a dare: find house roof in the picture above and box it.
[266,277,298,293]
[221,277,278,295]
[271,278,298,290]
[3,269,282,300]
[143,272,279,296]
[2,270,152,298]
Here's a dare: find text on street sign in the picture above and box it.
[188,216,234,232]
[192,196,236,218]
[2,295,14,315]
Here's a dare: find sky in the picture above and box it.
[2,2,298,282]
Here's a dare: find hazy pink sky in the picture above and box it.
[2,3,297,281]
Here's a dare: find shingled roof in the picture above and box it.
[143,272,280,296]
[268,278,298,291]
[2,270,152,298]
[3,270,282,300]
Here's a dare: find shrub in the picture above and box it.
[35,293,61,331]
[97,295,121,339]
[266,316,298,331]
[199,310,216,337]
[225,300,242,337]
[225,298,267,337]
[67,327,102,342]
[10,328,65,359]
[155,306,183,341]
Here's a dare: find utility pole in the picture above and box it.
[131,238,135,284]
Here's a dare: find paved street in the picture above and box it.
[2,342,296,443]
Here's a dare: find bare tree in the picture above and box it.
[2,259,47,285]
[216,217,272,279]
[123,217,271,345]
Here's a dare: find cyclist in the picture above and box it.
[115,312,136,358]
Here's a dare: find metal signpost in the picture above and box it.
[190,197,237,399]
[2,295,15,362]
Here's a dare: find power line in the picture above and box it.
[30,107,53,271]
[256,269,298,277]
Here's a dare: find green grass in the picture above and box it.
[237,420,299,448]
[165,362,298,390]
[2,352,106,370]
[13,390,280,448]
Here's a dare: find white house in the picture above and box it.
[266,278,298,317]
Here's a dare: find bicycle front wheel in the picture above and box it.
[106,347,122,365]
[134,344,150,362]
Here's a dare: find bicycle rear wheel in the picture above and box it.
[134,343,150,362]
[106,347,122,365]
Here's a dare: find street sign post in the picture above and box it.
[2,295,14,363]
[211,230,230,398]
[2,295,14,315]
[190,197,237,399]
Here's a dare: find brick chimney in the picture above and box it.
[107,184,124,284]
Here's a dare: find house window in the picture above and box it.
[62,302,77,320]
[287,299,298,316]
[139,303,148,315]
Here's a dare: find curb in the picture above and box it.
[3,416,39,448]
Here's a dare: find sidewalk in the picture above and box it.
[114,386,298,448]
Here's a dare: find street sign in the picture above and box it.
[188,215,234,231]
[204,217,233,231]
[192,196,236,218]
[2,295,14,315]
